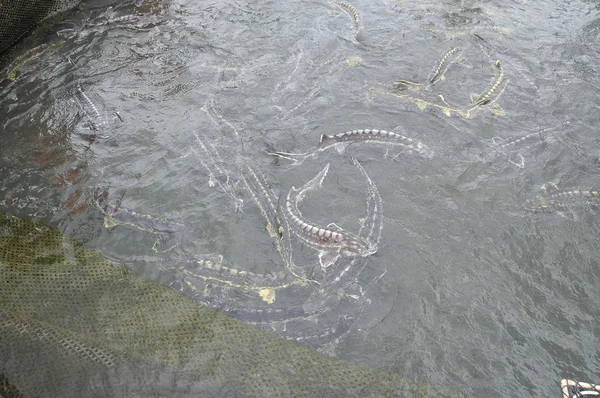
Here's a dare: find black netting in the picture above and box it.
[0,0,81,55]
[561,379,600,398]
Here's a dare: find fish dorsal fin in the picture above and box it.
[267,150,312,164]
[490,104,505,116]
[392,80,421,91]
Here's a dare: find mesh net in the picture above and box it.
[0,211,467,397]
[561,379,600,398]
[0,0,81,55]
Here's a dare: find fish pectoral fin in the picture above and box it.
[437,94,453,107]
[267,151,310,164]
[490,105,505,116]
[469,93,480,104]
[319,249,341,269]
[392,80,421,91]
[390,152,405,162]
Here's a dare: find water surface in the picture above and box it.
[1,0,599,396]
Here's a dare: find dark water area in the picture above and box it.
[1,0,600,396]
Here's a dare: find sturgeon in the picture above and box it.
[478,130,547,168]
[322,157,383,285]
[491,131,544,151]
[178,254,300,293]
[524,183,600,213]
[457,59,508,118]
[300,158,384,341]
[186,160,383,347]
[284,163,376,268]
[471,60,506,107]
[318,128,431,157]
[336,1,361,31]
[427,47,463,85]
[93,187,186,253]
[190,131,243,211]
[94,188,185,234]
[393,47,462,90]
[75,83,111,139]
[269,128,431,164]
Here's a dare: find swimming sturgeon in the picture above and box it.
[75,83,112,140]
[471,60,506,106]
[239,158,384,347]
[93,187,185,253]
[189,131,244,211]
[393,47,463,90]
[524,183,600,214]
[478,130,547,168]
[270,128,431,164]
[296,157,385,347]
[461,59,508,118]
[284,163,377,268]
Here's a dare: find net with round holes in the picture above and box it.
[0,211,467,398]
[0,0,81,55]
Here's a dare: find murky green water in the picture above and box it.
[1,0,600,396]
